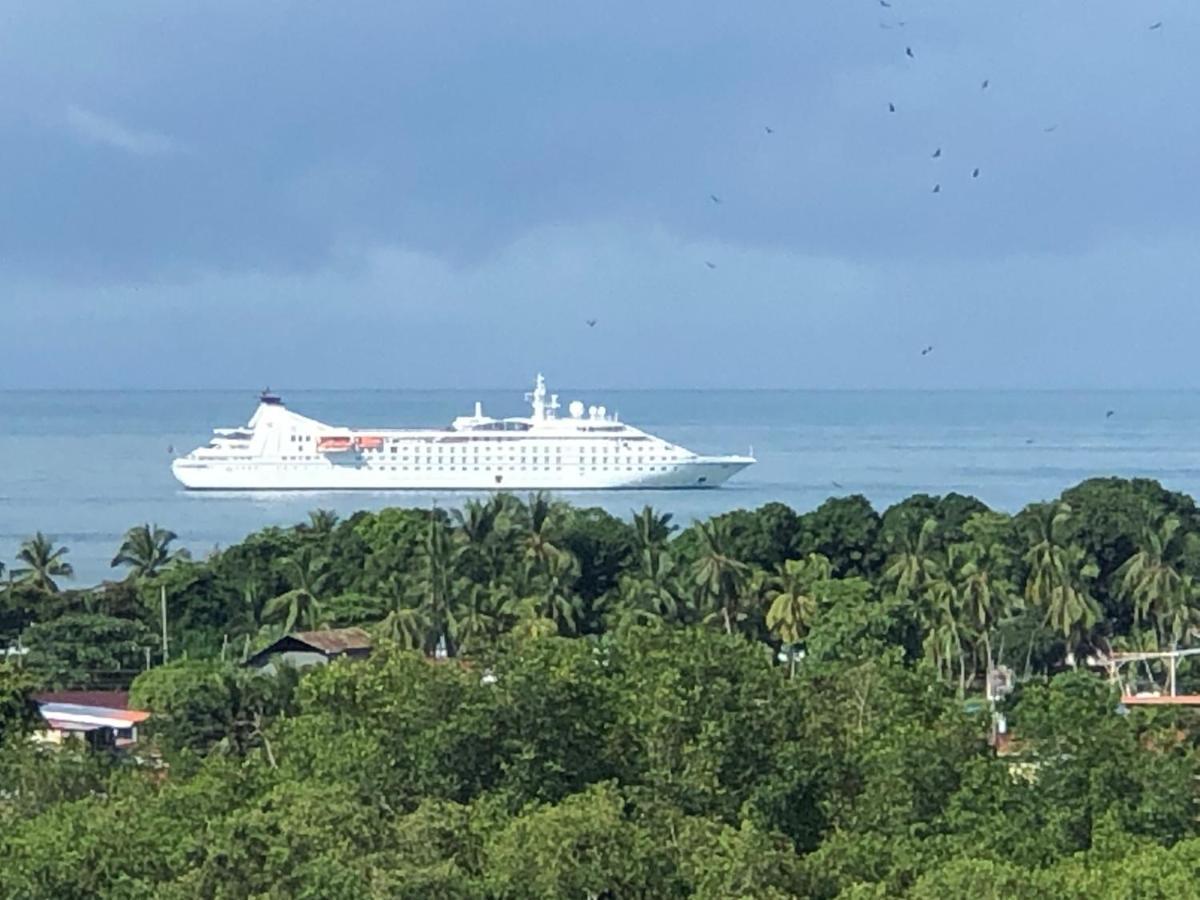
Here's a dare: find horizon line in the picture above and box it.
[0,385,1197,394]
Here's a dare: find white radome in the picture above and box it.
[171,374,755,491]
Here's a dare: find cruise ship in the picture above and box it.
[171,375,755,491]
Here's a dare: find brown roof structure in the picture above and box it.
[244,627,373,669]
[290,627,373,654]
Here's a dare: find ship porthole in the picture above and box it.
[495,475,503,484]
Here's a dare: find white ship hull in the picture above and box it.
[173,456,752,491]
[171,376,755,493]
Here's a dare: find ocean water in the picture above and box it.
[2,388,1199,587]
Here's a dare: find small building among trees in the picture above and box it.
[33,691,150,749]
[244,628,373,674]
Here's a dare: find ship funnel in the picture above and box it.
[474,401,483,418]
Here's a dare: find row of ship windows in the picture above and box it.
[224,465,682,473]
[277,456,671,463]
[286,435,655,446]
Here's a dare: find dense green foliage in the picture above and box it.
[3,479,1200,896]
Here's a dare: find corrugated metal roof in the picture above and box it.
[34,691,132,709]
[39,703,150,728]
[290,627,373,654]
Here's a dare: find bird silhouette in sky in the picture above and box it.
[905,46,915,59]
[932,147,942,158]
[1044,124,1059,132]
[888,102,896,112]
[921,345,934,356]
[1106,410,1116,418]
[764,125,774,134]
[972,167,980,178]
[1149,21,1163,30]
[709,194,721,204]
[1025,438,1035,445]
[704,261,717,269]
[586,319,597,327]
[880,0,891,6]
[981,79,990,90]
[931,184,941,193]
[832,480,844,489]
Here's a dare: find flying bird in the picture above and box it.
[704,261,717,269]
[981,79,990,90]
[905,46,915,59]
[1024,438,1035,445]
[972,167,980,178]
[709,194,721,204]
[586,319,597,327]
[1149,21,1163,30]
[764,125,774,134]
[1106,410,1115,418]
[888,102,896,113]
[832,481,844,489]
[921,345,934,356]
[1043,124,1058,133]
[167,444,174,454]
[931,147,942,158]
[931,184,941,194]
[879,0,891,6]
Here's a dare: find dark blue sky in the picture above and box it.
[1,1,1196,388]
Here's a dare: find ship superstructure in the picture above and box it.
[171,375,754,491]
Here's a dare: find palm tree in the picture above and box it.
[951,536,1022,691]
[921,567,975,691]
[454,498,500,546]
[882,516,943,599]
[617,546,685,625]
[535,550,582,635]
[765,554,830,676]
[691,519,750,635]
[13,532,74,593]
[1020,502,1100,666]
[263,545,330,632]
[448,583,500,656]
[110,523,189,579]
[1153,576,1200,649]
[1115,514,1189,635]
[379,605,430,650]
[419,512,458,652]
[1019,502,1075,607]
[521,492,565,573]
[262,589,325,633]
[454,499,501,582]
[304,508,339,535]
[631,505,676,551]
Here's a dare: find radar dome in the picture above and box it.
[597,406,607,419]
[569,400,584,418]
[588,405,598,418]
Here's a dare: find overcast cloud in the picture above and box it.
[0,1,1195,388]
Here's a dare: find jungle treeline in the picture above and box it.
[4,477,1200,897]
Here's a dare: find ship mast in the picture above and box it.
[525,373,558,421]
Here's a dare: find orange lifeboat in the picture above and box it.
[355,436,384,450]
[317,436,353,452]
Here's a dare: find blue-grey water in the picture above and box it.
[3,389,1198,586]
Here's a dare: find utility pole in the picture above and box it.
[161,584,169,665]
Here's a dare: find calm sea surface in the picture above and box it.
[3,389,1199,586]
